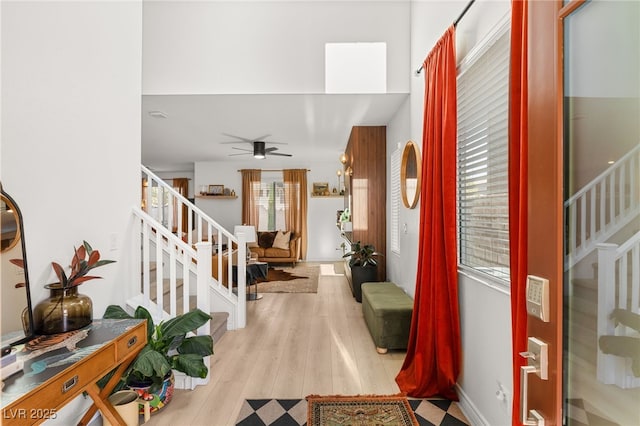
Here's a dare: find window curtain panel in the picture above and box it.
[395,25,460,400]
[509,1,529,424]
[241,169,261,226]
[172,178,189,236]
[283,169,308,260]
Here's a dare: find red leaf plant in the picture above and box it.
[51,241,115,289]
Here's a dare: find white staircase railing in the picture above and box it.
[596,231,640,388]
[565,144,640,270]
[139,165,247,329]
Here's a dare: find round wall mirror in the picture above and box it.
[400,141,421,209]
[1,195,21,252]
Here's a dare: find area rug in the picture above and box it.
[255,263,319,293]
[307,394,418,426]
[234,397,469,426]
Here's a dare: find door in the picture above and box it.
[561,1,640,425]
[527,1,640,425]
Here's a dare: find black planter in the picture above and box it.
[350,265,378,303]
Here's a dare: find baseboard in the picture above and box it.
[456,384,490,426]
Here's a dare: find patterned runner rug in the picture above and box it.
[307,394,418,426]
[234,396,469,426]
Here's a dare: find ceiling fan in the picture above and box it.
[221,133,292,159]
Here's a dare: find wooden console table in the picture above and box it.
[1,319,146,426]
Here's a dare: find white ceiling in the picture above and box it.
[142,92,408,172]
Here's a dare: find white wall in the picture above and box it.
[385,97,418,295]
[142,0,410,95]
[384,1,512,424]
[1,1,142,423]
[195,158,345,261]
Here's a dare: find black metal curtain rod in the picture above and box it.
[415,0,476,75]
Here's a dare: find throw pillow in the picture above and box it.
[258,231,277,248]
[272,230,291,250]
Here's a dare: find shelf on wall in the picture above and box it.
[311,194,343,198]
[195,195,238,199]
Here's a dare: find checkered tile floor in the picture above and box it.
[235,398,470,426]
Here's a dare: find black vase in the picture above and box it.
[351,265,378,303]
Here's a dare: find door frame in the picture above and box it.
[526,1,587,424]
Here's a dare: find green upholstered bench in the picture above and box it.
[361,282,413,354]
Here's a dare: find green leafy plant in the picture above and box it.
[103,305,213,387]
[342,241,381,268]
[51,240,115,288]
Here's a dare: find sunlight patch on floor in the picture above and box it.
[320,263,344,276]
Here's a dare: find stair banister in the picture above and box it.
[138,168,247,330]
[141,165,235,249]
[565,145,640,270]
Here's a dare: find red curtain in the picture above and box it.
[509,1,529,424]
[395,25,460,400]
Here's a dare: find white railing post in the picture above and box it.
[195,241,212,334]
[597,243,620,384]
[236,233,247,329]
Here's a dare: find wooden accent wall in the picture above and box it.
[344,126,387,281]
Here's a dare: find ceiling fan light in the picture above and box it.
[253,141,266,159]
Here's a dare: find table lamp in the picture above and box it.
[233,225,257,262]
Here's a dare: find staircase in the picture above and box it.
[565,145,640,389]
[144,261,230,346]
[127,166,250,389]
[565,144,639,270]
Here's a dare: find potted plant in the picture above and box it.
[22,240,116,334]
[343,241,381,303]
[102,305,214,413]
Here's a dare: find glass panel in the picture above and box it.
[563,1,640,425]
[257,181,285,231]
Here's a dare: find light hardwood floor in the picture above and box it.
[146,263,406,426]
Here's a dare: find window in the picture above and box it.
[390,147,401,254]
[257,178,286,231]
[457,19,510,283]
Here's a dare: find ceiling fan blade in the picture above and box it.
[231,147,253,152]
[221,133,272,142]
[265,147,279,152]
[229,152,251,156]
[268,152,293,157]
[220,133,254,142]
[220,140,252,145]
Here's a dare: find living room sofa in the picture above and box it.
[249,230,300,266]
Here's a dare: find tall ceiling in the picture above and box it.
[140,0,411,172]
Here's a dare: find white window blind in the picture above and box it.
[391,147,401,254]
[457,21,510,283]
